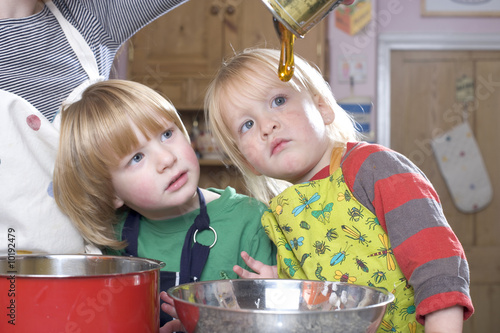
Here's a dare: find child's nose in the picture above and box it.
[156,148,176,172]
[261,118,279,138]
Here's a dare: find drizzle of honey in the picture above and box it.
[276,21,296,82]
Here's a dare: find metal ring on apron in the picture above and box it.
[193,226,218,248]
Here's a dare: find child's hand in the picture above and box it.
[159,291,185,333]
[233,251,278,279]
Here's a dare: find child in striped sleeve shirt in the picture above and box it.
[204,48,474,332]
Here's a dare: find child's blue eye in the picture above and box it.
[271,96,286,108]
[161,130,173,142]
[130,153,144,166]
[241,120,254,134]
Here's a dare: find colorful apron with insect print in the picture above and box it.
[262,159,424,332]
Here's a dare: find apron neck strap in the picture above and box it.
[122,210,141,257]
[329,146,345,175]
[122,188,213,283]
[44,0,100,80]
[179,188,211,283]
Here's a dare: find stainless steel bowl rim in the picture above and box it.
[0,254,165,278]
[167,279,395,314]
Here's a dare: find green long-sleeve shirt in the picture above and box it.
[107,187,276,280]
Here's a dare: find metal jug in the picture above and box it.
[261,0,346,38]
[261,0,352,81]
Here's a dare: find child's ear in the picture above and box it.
[113,196,125,209]
[315,94,335,125]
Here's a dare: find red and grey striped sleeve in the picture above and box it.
[341,142,474,323]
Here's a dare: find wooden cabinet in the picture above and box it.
[127,0,328,192]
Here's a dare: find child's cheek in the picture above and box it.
[240,141,261,162]
[184,149,201,176]
[128,180,158,207]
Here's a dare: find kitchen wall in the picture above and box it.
[327,0,500,140]
[113,0,500,138]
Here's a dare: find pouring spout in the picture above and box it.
[263,0,346,38]
[273,17,282,39]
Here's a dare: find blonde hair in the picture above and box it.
[205,48,360,203]
[54,80,189,249]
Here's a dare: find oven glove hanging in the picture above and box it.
[431,122,492,213]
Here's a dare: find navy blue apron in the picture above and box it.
[122,188,212,326]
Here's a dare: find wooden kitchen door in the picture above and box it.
[390,50,500,333]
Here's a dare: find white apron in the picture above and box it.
[0,1,104,255]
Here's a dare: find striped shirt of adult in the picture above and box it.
[0,0,188,121]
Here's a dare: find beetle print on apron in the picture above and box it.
[262,165,424,332]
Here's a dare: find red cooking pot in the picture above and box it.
[0,254,164,332]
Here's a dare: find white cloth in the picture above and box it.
[0,1,103,255]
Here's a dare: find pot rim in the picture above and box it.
[0,254,165,278]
